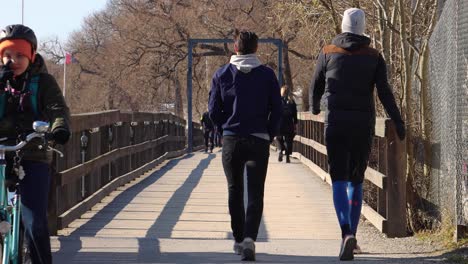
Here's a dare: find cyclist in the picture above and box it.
[0,24,70,264]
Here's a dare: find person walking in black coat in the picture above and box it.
[309,8,405,261]
[277,85,297,163]
[201,111,214,153]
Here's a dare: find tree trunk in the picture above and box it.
[173,72,184,118]
[418,0,438,184]
[378,0,391,73]
[419,45,432,186]
[283,42,294,92]
[398,0,417,232]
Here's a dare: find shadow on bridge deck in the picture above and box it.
[52,149,438,263]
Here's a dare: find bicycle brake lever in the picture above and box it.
[47,146,64,158]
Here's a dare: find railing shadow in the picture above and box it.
[136,153,215,261]
[54,153,196,262]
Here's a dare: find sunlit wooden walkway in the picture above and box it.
[51,149,437,263]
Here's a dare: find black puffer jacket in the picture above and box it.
[309,33,403,131]
[200,111,214,131]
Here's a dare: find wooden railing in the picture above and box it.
[47,110,203,234]
[292,112,407,237]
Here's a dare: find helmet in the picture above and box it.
[0,24,37,51]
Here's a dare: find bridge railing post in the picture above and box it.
[385,120,407,237]
[48,162,60,235]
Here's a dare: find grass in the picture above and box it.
[414,219,468,263]
[446,254,468,264]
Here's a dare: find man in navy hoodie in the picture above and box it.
[310,8,405,261]
[209,29,282,261]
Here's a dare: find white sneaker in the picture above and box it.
[233,242,242,255]
[339,235,356,261]
[241,237,256,261]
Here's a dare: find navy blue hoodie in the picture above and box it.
[209,54,282,141]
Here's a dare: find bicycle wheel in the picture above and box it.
[17,224,30,264]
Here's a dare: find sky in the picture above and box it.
[0,0,108,44]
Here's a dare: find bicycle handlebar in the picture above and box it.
[0,132,47,152]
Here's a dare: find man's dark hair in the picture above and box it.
[233,29,258,55]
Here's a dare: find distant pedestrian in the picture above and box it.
[209,29,282,261]
[309,8,405,261]
[276,85,297,163]
[214,125,223,147]
[201,110,214,153]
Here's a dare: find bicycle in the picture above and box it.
[0,121,63,264]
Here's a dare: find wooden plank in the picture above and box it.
[291,152,332,184]
[58,144,188,229]
[297,112,389,138]
[378,137,388,217]
[70,110,120,133]
[362,203,388,233]
[58,152,169,229]
[297,112,325,123]
[294,135,327,155]
[59,136,171,186]
[375,118,388,138]
[364,167,387,189]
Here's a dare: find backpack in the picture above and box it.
[0,75,40,119]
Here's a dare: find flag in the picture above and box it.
[65,53,72,65]
[65,53,78,65]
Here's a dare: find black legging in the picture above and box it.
[276,134,295,155]
[325,126,372,183]
[204,130,214,150]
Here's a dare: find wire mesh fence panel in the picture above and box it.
[456,0,468,227]
[429,0,468,227]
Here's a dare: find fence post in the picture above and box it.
[385,119,407,237]
[48,163,59,235]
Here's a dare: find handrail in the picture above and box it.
[47,110,203,234]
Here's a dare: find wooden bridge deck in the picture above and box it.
[51,149,434,263]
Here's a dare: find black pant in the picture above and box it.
[276,134,295,155]
[215,131,223,147]
[204,130,214,150]
[20,161,52,264]
[222,135,270,242]
[325,126,372,183]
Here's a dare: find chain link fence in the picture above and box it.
[429,0,468,230]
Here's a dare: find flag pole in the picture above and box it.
[63,54,67,99]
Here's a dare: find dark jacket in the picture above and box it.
[279,96,298,135]
[209,62,282,140]
[0,54,70,162]
[201,111,214,131]
[309,33,404,131]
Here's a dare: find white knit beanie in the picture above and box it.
[341,8,366,36]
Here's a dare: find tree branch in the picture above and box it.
[288,49,314,60]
